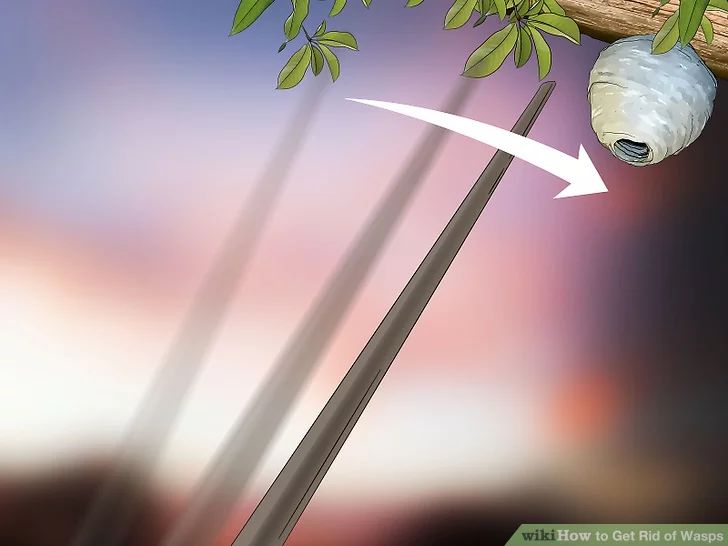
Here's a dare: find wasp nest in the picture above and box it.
[588,35,717,166]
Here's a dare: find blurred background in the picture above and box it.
[1,1,727,545]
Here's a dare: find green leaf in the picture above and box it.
[311,45,325,75]
[445,0,478,29]
[475,0,493,12]
[542,0,565,15]
[708,0,728,11]
[514,24,533,67]
[406,0,425,5]
[277,43,312,89]
[678,0,710,44]
[314,20,327,36]
[524,0,545,16]
[284,0,310,40]
[317,30,359,49]
[515,0,531,18]
[700,13,715,43]
[493,0,507,18]
[473,12,490,25]
[473,14,488,25]
[524,24,552,79]
[652,11,680,53]
[463,23,519,77]
[231,0,275,35]
[527,13,580,43]
[473,0,494,26]
[362,0,372,6]
[318,43,341,81]
[278,41,288,52]
[330,0,347,16]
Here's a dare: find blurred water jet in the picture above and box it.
[160,78,478,546]
[69,80,328,546]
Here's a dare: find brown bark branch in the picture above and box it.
[559,0,728,79]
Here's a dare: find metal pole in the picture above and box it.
[231,81,556,546]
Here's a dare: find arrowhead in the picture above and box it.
[553,145,608,199]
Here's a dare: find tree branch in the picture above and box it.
[559,0,728,78]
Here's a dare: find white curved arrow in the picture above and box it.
[347,98,607,199]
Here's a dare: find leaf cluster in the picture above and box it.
[652,0,727,53]
[276,22,358,88]
[444,0,580,79]
[232,0,368,89]
[230,0,580,88]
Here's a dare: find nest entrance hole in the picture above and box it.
[614,138,651,164]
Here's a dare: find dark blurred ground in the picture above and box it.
[0,463,170,546]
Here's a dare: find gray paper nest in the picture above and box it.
[588,35,717,166]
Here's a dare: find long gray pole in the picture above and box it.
[160,78,476,546]
[232,81,556,546]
